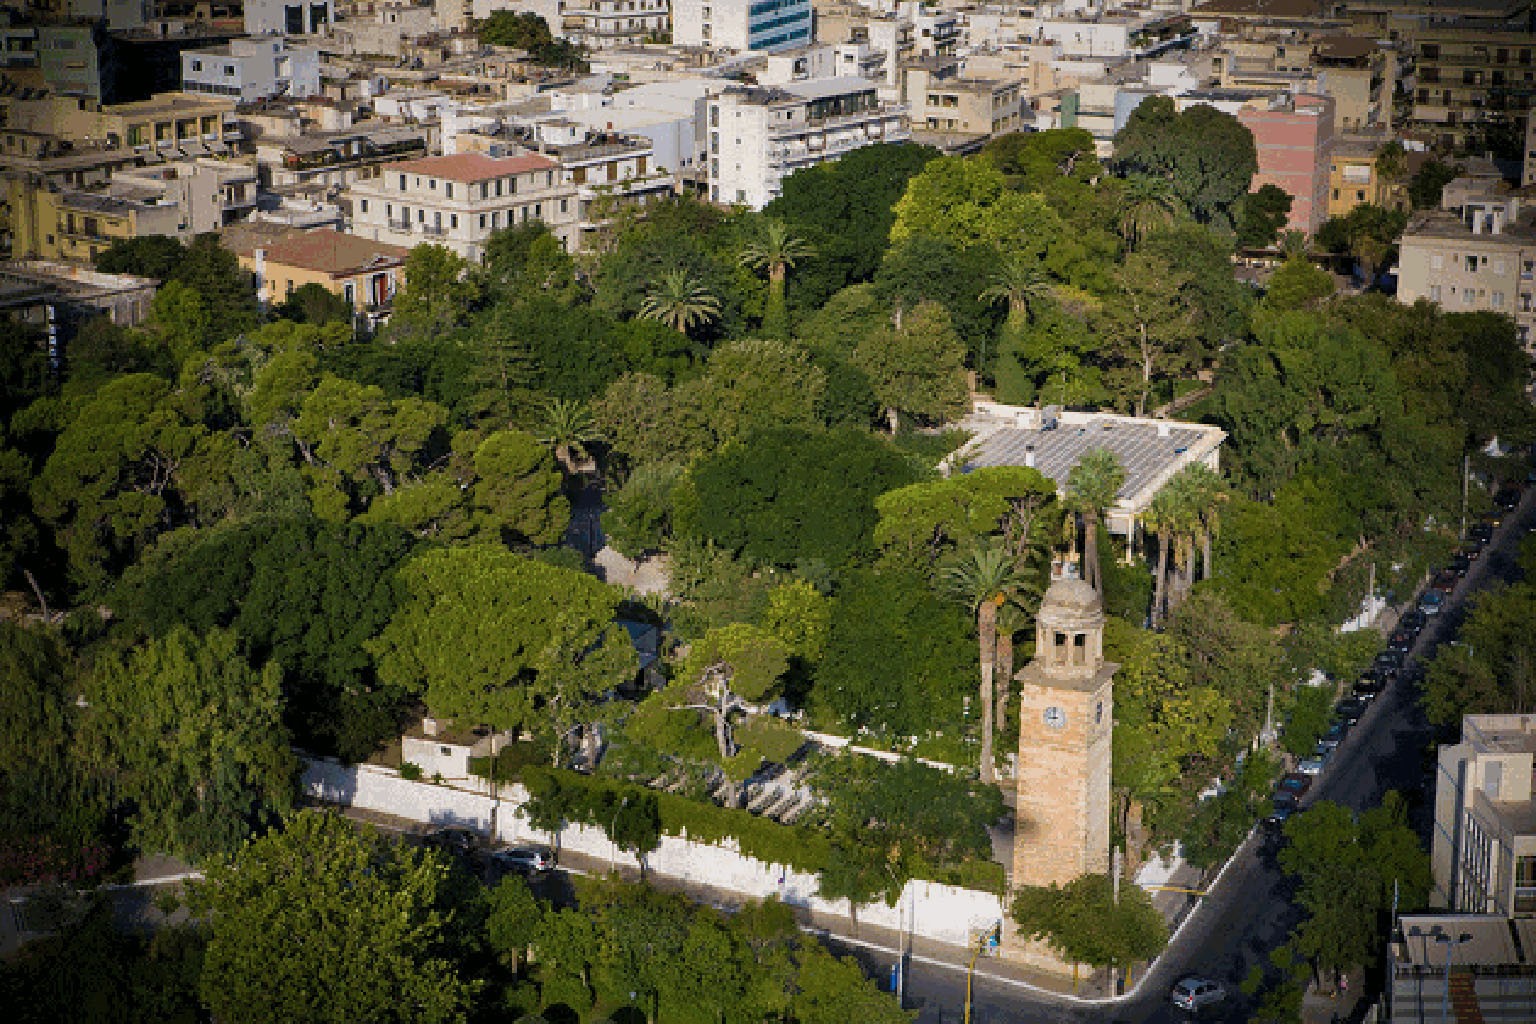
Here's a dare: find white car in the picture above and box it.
[1170,976,1227,1014]
[1296,756,1327,776]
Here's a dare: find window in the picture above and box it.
[559,198,568,213]
[1430,284,1442,301]
[1466,256,1478,272]
[399,174,406,189]
[1464,290,1476,306]
[445,183,453,199]
[428,178,436,190]
[191,59,202,71]
[344,283,354,305]
[224,65,235,76]
[450,214,457,228]
[495,179,503,196]
[479,213,485,228]
[360,199,368,213]
[1493,291,1505,308]
[1431,253,1444,270]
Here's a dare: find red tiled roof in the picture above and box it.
[388,151,557,182]
[259,228,410,278]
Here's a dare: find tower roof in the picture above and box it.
[1040,578,1101,615]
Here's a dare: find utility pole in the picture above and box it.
[1461,452,1471,540]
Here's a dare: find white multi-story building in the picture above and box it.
[707,77,909,208]
[470,0,671,48]
[348,151,580,261]
[673,0,813,53]
[1432,715,1536,916]
[245,0,334,35]
[182,37,322,102]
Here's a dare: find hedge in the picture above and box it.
[513,767,1006,894]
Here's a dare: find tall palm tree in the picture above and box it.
[1065,448,1127,594]
[638,270,721,337]
[979,253,1055,327]
[1118,174,1181,250]
[1144,492,1174,629]
[939,542,1037,785]
[739,219,815,338]
[1175,463,1228,581]
[540,397,599,476]
[1147,471,1201,622]
[993,601,1030,742]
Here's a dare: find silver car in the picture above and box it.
[490,845,555,876]
[1170,976,1226,1014]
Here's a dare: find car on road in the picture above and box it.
[1418,591,1446,615]
[1496,487,1521,510]
[1449,553,1472,576]
[1354,674,1385,700]
[1457,545,1481,562]
[1264,793,1298,827]
[1469,522,1494,545]
[1170,976,1228,1014]
[1277,772,1313,798]
[1315,722,1348,755]
[1432,569,1459,594]
[1335,698,1367,726]
[488,844,555,877]
[1400,609,1428,632]
[1296,755,1327,776]
[1388,629,1414,653]
[1373,652,1403,680]
[423,827,481,855]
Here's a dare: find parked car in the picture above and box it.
[1335,698,1367,726]
[1388,629,1414,653]
[1432,569,1459,594]
[1469,522,1494,545]
[1170,976,1228,1014]
[1418,591,1446,615]
[1496,487,1522,510]
[1373,653,1403,680]
[1265,793,1299,827]
[1354,675,1384,701]
[1399,609,1428,632]
[1457,545,1482,562]
[423,827,480,855]
[1277,772,1313,799]
[488,845,555,877]
[1484,508,1506,528]
[1315,722,1348,755]
[1296,756,1328,776]
[1449,553,1472,576]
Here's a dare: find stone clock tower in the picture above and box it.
[1012,577,1116,891]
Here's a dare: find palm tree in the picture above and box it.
[1175,463,1228,581]
[979,253,1055,327]
[1147,471,1201,621]
[1144,492,1174,629]
[540,397,599,476]
[1065,448,1127,594]
[638,270,721,336]
[739,220,815,338]
[939,542,1036,785]
[1118,174,1181,250]
[993,601,1029,742]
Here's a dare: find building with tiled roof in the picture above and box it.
[226,226,410,317]
[345,149,578,261]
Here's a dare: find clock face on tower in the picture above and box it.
[1042,706,1067,729]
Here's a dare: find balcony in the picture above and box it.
[420,222,448,236]
[387,218,412,231]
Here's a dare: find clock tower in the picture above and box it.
[1012,577,1116,891]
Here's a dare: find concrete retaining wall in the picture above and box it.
[302,758,1004,947]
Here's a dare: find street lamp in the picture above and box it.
[608,796,629,872]
[1434,930,1473,1024]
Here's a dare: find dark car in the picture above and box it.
[1399,609,1428,632]
[1354,674,1385,700]
[1388,629,1414,653]
[1335,698,1367,726]
[1373,653,1403,680]
[1496,487,1522,511]
[1315,722,1348,754]
[1265,793,1299,826]
[1277,772,1313,799]
[1432,569,1459,594]
[488,844,555,877]
[1456,545,1481,563]
[1469,522,1495,544]
[423,827,481,855]
[1449,553,1472,576]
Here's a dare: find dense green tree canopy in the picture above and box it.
[195,810,479,1024]
[1113,97,1257,229]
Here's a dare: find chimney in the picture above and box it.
[1024,444,1036,468]
[421,715,439,737]
[1157,420,1171,437]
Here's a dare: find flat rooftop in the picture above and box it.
[1465,715,1536,756]
[952,402,1226,518]
[1394,915,1536,970]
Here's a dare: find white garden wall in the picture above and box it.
[301,758,1004,947]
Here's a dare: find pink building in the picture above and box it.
[1238,92,1336,236]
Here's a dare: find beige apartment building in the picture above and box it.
[1397,180,1536,352]
[902,56,1024,145]
[347,151,579,262]
[1412,24,1536,152]
[1432,714,1536,916]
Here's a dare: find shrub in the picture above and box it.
[399,762,423,781]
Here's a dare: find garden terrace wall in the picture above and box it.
[302,757,1006,948]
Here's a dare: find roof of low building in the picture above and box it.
[227,227,409,277]
[388,151,556,181]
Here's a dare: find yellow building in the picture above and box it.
[7,183,182,263]
[1326,135,1408,219]
[227,226,410,314]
